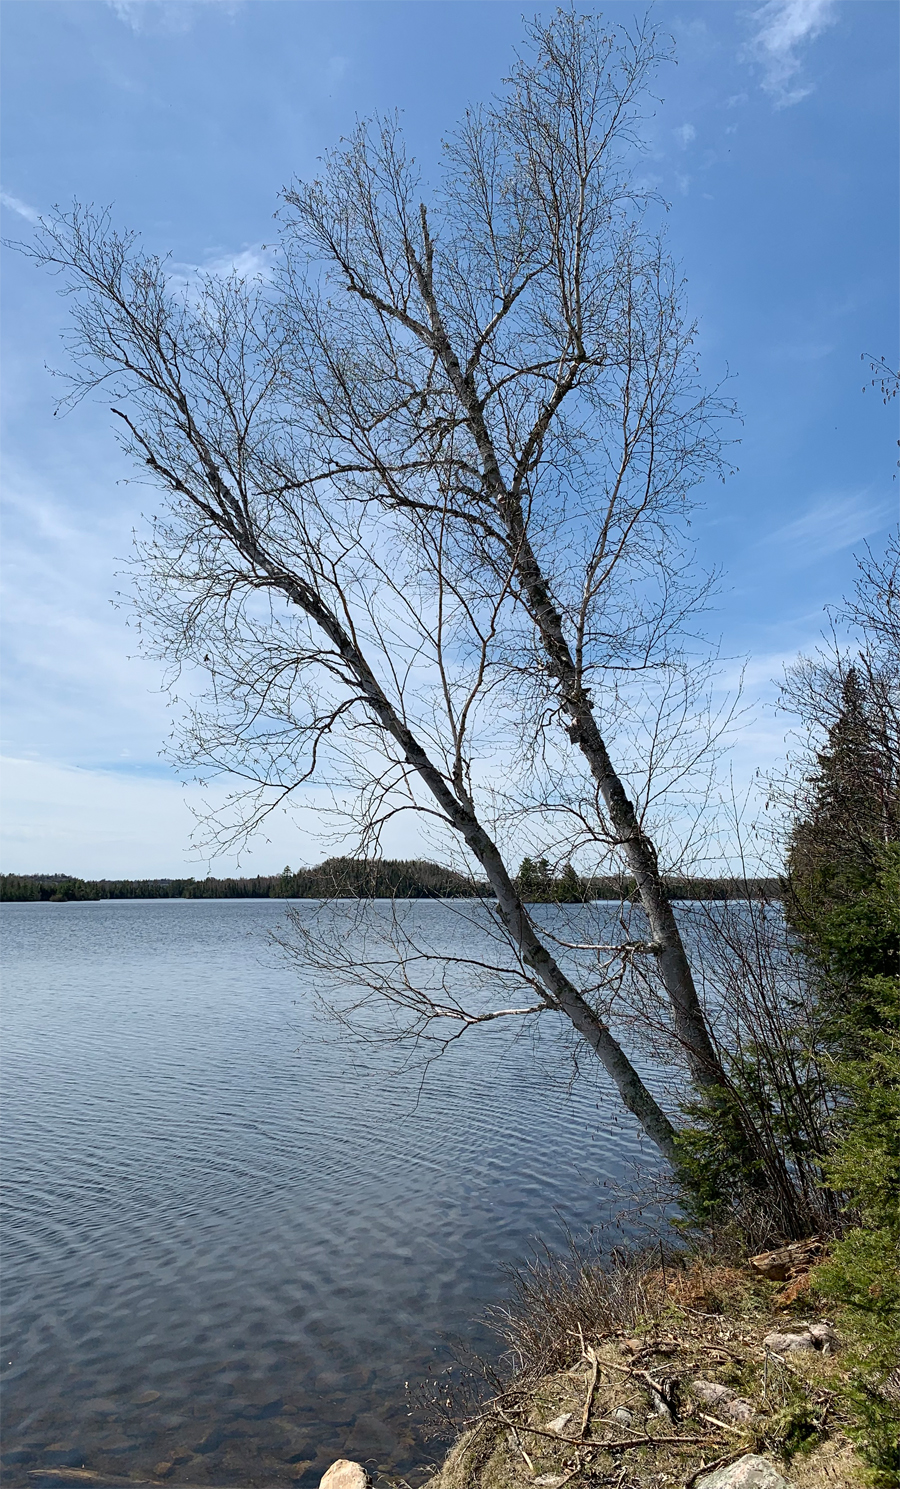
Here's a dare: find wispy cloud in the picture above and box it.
[107,0,240,38]
[675,123,696,148]
[1,191,40,224]
[167,245,272,303]
[764,491,891,564]
[744,0,838,107]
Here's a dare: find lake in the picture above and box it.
[1,898,668,1487]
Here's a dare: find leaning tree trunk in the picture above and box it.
[410,254,725,1092]
[255,546,681,1165]
[120,406,682,1163]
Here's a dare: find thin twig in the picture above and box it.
[580,1345,600,1436]
[696,1411,745,1438]
[507,1418,535,1474]
[494,1407,710,1449]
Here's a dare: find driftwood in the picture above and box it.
[748,1237,823,1282]
[29,1476,152,1487]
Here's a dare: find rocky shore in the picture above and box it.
[320,1248,867,1489]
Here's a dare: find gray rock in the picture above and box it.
[318,1461,368,1489]
[762,1330,815,1352]
[543,1412,572,1434]
[807,1322,839,1353]
[692,1382,756,1422]
[696,1453,795,1489]
[723,1397,757,1422]
[613,1406,634,1424]
[693,1379,734,1406]
[647,1387,672,1420]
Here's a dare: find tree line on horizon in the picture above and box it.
[0,858,779,903]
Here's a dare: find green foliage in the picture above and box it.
[787,668,899,932]
[672,1023,832,1239]
[764,1400,822,1460]
[788,700,900,1479]
[792,837,899,1481]
[0,858,486,902]
[515,857,586,902]
[672,1081,766,1226]
[811,963,900,1481]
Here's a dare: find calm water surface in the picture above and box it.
[1,899,662,1486]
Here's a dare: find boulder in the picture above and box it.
[692,1380,733,1406]
[763,1321,839,1354]
[762,1330,815,1353]
[318,1460,368,1489]
[692,1379,756,1422]
[696,1453,795,1488]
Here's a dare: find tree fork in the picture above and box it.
[408,232,725,1091]
[232,538,680,1163]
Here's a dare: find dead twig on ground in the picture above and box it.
[580,1345,600,1436]
[494,1406,712,1451]
[696,1411,746,1438]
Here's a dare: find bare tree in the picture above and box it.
[20,12,739,1164]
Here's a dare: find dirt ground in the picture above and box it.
[421,1257,870,1489]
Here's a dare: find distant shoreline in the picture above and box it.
[1,859,782,904]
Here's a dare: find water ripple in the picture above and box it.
[2,900,661,1485]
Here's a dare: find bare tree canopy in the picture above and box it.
[19,11,742,1163]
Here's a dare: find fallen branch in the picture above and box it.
[696,1411,746,1438]
[494,1406,710,1450]
[580,1344,600,1436]
[507,1418,535,1474]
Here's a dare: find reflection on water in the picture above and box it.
[1,899,662,1485]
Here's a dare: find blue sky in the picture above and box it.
[1,0,897,877]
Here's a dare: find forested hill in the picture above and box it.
[0,858,480,902]
[1,860,780,903]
